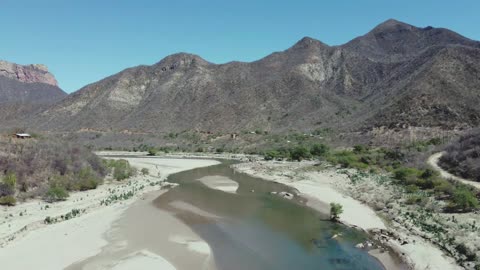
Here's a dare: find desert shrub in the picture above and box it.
[456,243,477,261]
[310,143,329,157]
[382,148,406,163]
[449,187,479,211]
[433,180,455,195]
[74,167,102,190]
[0,182,14,197]
[420,168,439,179]
[406,195,422,205]
[353,144,369,154]
[440,129,480,182]
[405,185,420,193]
[107,159,136,181]
[141,168,149,176]
[3,172,16,189]
[393,167,422,182]
[44,186,69,203]
[290,146,312,161]
[147,148,157,156]
[0,172,16,198]
[0,195,16,206]
[44,216,54,224]
[327,151,368,169]
[264,150,280,161]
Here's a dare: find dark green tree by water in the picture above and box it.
[330,202,343,221]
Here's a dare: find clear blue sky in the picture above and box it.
[1,0,479,93]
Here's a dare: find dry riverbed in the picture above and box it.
[0,154,220,270]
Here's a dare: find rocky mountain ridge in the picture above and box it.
[6,19,480,138]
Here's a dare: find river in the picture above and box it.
[155,159,386,270]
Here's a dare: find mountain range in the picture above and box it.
[1,19,479,137]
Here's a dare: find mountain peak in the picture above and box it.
[374,19,413,30]
[343,19,479,61]
[154,53,210,69]
[0,60,58,86]
[291,36,328,50]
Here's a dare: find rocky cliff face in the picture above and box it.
[0,60,58,86]
[0,61,66,127]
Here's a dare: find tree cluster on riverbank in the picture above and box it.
[0,138,134,205]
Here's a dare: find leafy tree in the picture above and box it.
[330,202,344,221]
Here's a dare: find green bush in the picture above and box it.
[433,180,455,195]
[264,150,280,161]
[0,195,16,206]
[405,185,420,193]
[450,187,479,211]
[420,168,439,179]
[393,167,422,182]
[353,144,369,154]
[44,186,69,202]
[327,151,368,169]
[75,167,101,190]
[405,195,427,205]
[290,146,312,161]
[3,172,17,189]
[147,148,157,156]
[141,168,149,176]
[109,159,136,181]
[310,143,329,157]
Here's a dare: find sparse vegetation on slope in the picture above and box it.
[440,129,480,182]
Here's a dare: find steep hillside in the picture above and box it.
[29,19,480,135]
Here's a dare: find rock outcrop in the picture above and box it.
[0,60,58,86]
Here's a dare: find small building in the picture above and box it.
[15,133,32,139]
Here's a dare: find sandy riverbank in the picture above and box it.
[232,160,463,270]
[197,175,239,194]
[0,153,220,270]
